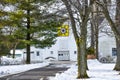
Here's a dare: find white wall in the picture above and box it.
[39,26,77,61]
[99,35,116,58]
[10,21,117,62]
[21,47,44,62]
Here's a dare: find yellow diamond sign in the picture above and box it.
[58,25,69,37]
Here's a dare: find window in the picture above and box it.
[112,48,117,56]
[23,51,34,54]
[36,51,40,56]
[58,54,63,56]
[15,54,21,57]
[74,51,77,54]
[31,51,34,54]
[50,51,53,54]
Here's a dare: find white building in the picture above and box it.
[10,27,78,62]
[10,28,117,63]
[8,0,117,63]
[10,48,44,63]
[98,35,116,63]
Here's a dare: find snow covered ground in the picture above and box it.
[0,61,49,77]
[0,59,120,80]
[51,59,120,80]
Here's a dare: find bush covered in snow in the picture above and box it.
[0,56,23,65]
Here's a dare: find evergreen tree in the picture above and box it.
[0,2,12,57]
[0,0,64,64]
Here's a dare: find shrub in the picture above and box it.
[86,47,95,55]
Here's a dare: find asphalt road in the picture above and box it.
[0,61,74,80]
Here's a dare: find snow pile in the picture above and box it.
[0,62,49,77]
[1,56,23,65]
[52,59,120,80]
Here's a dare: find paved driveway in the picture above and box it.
[0,61,74,80]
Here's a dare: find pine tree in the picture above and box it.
[0,0,64,64]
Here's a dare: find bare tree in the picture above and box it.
[96,0,120,70]
[61,0,95,78]
[90,2,104,59]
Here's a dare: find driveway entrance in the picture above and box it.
[0,61,73,80]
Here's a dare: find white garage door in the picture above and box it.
[58,51,70,61]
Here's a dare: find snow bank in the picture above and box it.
[51,59,120,80]
[0,62,49,77]
[1,56,23,65]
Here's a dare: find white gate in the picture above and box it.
[58,51,70,61]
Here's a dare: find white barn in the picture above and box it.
[8,0,117,63]
[10,28,78,62]
[10,28,117,63]
[9,33,117,62]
